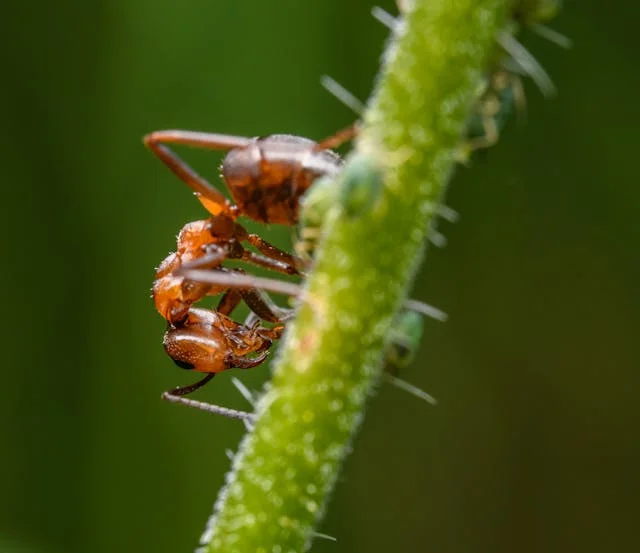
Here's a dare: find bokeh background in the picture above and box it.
[1,1,638,552]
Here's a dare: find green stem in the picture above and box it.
[203,1,507,551]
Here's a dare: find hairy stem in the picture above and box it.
[202,1,507,551]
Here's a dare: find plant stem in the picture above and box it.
[202,1,507,552]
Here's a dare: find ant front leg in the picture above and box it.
[144,130,253,217]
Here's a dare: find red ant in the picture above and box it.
[146,125,358,402]
[145,124,453,420]
[146,126,357,323]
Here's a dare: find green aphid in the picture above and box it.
[460,0,567,161]
[337,154,384,218]
[385,310,424,375]
[459,70,523,162]
[384,309,437,405]
[296,174,337,263]
[296,154,384,262]
[465,71,519,149]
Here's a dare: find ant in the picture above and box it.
[146,125,357,324]
[146,124,358,401]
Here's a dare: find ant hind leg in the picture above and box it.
[144,130,253,217]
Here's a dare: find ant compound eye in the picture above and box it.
[173,359,196,371]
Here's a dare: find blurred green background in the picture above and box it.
[1,1,638,552]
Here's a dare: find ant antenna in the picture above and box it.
[320,75,365,116]
[177,269,448,322]
[384,374,438,406]
[162,392,255,421]
[371,6,398,30]
[498,31,556,97]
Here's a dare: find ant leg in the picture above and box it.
[245,234,300,274]
[216,266,288,322]
[242,250,300,276]
[216,271,288,323]
[228,350,270,369]
[179,270,301,298]
[180,271,299,296]
[144,131,252,216]
[240,288,290,323]
[164,372,216,397]
[315,122,360,151]
[258,324,285,341]
[179,270,449,322]
[217,289,243,316]
[145,130,252,151]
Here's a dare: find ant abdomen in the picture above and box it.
[221,135,342,225]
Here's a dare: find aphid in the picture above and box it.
[459,0,569,160]
[384,309,438,405]
[459,69,524,159]
[385,310,425,374]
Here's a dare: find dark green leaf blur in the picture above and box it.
[1,1,638,552]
